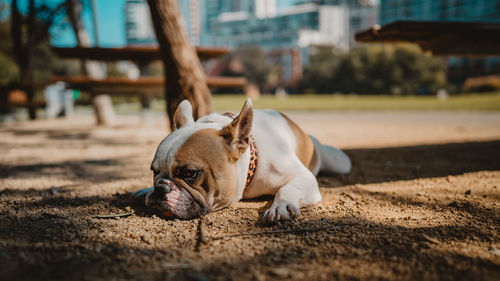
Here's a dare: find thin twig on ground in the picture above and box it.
[92,210,135,219]
[422,234,441,245]
[204,226,340,243]
[50,183,84,195]
[162,263,192,269]
[195,216,207,251]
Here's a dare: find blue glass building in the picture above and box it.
[379,0,500,25]
[204,0,376,50]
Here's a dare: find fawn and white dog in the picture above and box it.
[133,99,351,223]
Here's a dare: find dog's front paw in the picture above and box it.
[263,203,301,224]
[131,187,154,206]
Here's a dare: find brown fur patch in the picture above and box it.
[173,128,238,211]
[280,113,318,172]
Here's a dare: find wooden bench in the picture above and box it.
[0,84,46,118]
[47,46,248,123]
[51,46,232,62]
[0,100,46,111]
[51,46,248,92]
[2,46,246,121]
[52,46,248,98]
[50,76,247,96]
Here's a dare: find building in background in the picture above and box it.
[379,0,500,25]
[178,0,205,45]
[349,0,378,47]
[124,0,377,90]
[125,0,204,46]
[205,0,376,52]
[125,0,156,45]
[204,0,377,89]
[378,0,500,88]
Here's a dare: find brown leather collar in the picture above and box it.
[222,112,258,189]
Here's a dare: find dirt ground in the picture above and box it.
[1,111,499,281]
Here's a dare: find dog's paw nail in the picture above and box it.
[264,204,300,224]
[286,204,301,218]
[263,209,270,223]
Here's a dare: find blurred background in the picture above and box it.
[1,0,499,121]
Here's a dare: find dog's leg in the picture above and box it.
[263,168,321,223]
[131,187,154,205]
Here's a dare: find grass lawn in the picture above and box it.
[145,92,500,112]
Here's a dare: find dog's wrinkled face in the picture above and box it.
[146,99,253,219]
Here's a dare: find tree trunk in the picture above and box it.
[147,0,213,130]
[66,0,105,79]
[10,0,67,120]
[10,0,37,119]
[66,0,115,125]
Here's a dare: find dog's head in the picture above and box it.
[146,99,253,219]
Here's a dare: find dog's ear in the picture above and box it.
[219,98,253,159]
[173,100,195,130]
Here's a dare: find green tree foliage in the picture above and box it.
[33,43,81,82]
[222,45,272,90]
[106,62,127,78]
[300,44,448,95]
[0,52,19,84]
[236,45,271,87]
[0,3,19,84]
[0,3,80,85]
[299,46,342,94]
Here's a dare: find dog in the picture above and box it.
[132,98,351,223]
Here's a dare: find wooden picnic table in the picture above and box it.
[2,45,244,120]
[50,45,246,93]
[50,76,247,95]
[49,45,246,124]
[51,46,231,62]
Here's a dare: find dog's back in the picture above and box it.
[254,110,351,176]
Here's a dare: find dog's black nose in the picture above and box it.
[154,179,172,195]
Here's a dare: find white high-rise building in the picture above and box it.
[255,0,277,18]
[125,0,156,45]
[188,0,201,45]
[297,5,350,51]
[125,0,203,46]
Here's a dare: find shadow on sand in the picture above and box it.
[319,140,500,187]
[1,138,499,280]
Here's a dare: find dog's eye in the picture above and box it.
[151,167,160,176]
[180,169,202,183]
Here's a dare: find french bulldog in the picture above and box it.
[133,98,351,223]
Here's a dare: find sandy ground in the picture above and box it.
[1,111,499,281]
